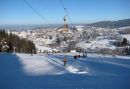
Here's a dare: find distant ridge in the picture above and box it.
[86,19,130,28]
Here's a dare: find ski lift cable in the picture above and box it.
[59,0,66,9]
[23,0,55,30]
[59,0,75,27]
[87,41,96,54]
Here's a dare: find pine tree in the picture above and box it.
[122,38,127,46]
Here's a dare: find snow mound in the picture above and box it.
[66,60,89,74]
[66,66,88,74]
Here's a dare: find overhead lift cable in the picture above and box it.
[24,0,55,30]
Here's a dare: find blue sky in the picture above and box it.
[0,0,130,25]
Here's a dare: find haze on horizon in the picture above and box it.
[0,0,130,25]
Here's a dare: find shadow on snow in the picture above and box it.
[0,53,130,89]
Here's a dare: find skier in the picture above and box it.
[83,54,86,58]
[74,55,77,59]
[78,55,80,58]
[63,56,67,66]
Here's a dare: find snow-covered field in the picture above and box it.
[0,53,130,89]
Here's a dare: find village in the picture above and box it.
[8,25,130,56]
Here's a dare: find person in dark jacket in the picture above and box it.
[63,56,67,66]
[74,55,77,59]
[78,55,80,58]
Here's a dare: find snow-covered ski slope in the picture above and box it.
[0,53,130,89]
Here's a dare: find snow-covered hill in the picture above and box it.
[0,53,130,89]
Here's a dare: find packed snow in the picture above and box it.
[0,53,130,89]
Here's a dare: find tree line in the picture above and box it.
[86,19,130,28]
[114,38,130,55]
[0,29,36,54]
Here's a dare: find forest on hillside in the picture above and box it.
[86,19,130,28]
[0,30,36,54]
